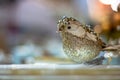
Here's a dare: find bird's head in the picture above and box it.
[57,16,86,37]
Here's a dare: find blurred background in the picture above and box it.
[0,0,120,64]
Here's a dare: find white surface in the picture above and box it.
[0,64,119,69]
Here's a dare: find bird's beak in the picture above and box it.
[56,24,64,33]
[56,27,62,33]
[59,25,65,32]
[58,27,62,31]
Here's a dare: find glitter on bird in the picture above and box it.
[57,16,105,64]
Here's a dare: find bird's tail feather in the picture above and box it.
[102,45,120,51]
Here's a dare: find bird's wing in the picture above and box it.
[84,25,106,47]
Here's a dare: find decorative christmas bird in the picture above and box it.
[57,16,106,64]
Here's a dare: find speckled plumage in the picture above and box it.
[57,16,105,63]
[62,32,102,63]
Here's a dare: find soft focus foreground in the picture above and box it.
[0,0,120,80]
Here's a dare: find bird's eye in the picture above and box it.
[67,26,71,29]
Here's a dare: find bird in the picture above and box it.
[57,16,106,64]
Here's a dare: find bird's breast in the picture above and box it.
[62,32,102,63]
